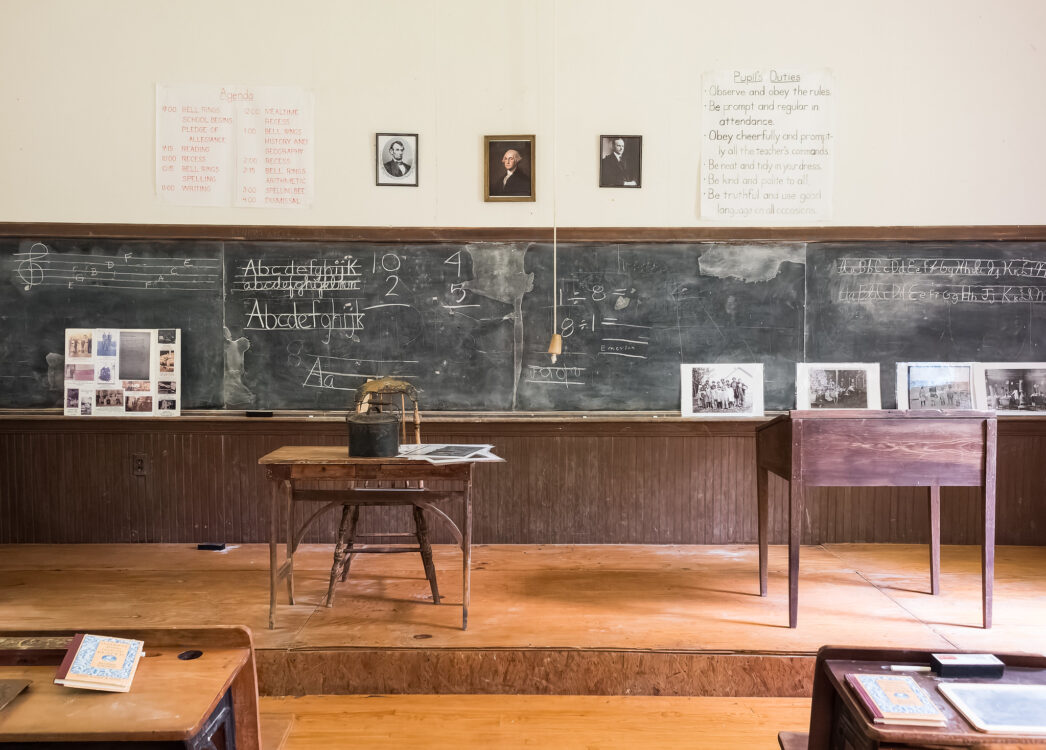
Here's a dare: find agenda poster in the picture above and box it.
[156,85,314,209]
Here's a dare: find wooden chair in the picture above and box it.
[324,377,442,608]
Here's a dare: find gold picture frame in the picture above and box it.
[484,135,535,202]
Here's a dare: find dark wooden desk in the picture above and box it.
[0,626,262,749]
[780,645,1046,749]
[756,410,997,628]
[258,446,475,630]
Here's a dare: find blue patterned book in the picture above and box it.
[54,633,144,693]
[846,672,947,726]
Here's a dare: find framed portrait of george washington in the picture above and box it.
[484,135,535,202]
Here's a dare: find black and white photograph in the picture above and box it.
[125,395,153,413]
[118,331,151,381]
[484,135,535,202]
[158,398,177,411]
[158,381,177,395]
[797,362,880,409]
[599,135,642,188]
[122,380,151,392]
[896,362,974,410]
[79,398,92,416]
[376,133,418,186]
[975,363,1046,414]
[681,363,764,417]
[157,329,177,344]
[95,389,124,408]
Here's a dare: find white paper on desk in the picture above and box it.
[397,444,501,463]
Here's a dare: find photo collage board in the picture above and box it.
[63,328,181,417]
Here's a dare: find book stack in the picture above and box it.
[54,633,144,693]
[845,672,947,727]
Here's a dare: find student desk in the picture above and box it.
[756,410,997,629]
[0,626,262,749]
[258,446,475,630]
[779,645,1046,749]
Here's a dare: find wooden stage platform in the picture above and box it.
[2,542,1043,700]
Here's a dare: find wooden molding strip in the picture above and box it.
[2,223,1046,242]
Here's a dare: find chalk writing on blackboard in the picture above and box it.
[298,351,419,392]
[835,256,1046,278]
[831,255,1046,306]
[232,256,363,295]
[12,242,221,292]
[525,364,586,386]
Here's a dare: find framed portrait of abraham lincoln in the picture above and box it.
[376,133,418,186]
[484,135,535,202]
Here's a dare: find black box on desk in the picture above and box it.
[931,653,1004,678]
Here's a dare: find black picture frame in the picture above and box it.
[484,135,535,202]
[376,133,418,186]
[599,135,642,188]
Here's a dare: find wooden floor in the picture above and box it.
[259,694,811,749]
[2,542,1043,655]
[3,542,1044,748]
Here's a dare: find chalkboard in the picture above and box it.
[3,236,1046,412]
[0,238,224,408]
[222,241,806,410]
[806,243,1046,407]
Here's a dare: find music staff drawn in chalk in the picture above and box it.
[11,243,221,291]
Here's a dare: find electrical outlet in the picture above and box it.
[132,453,148,476]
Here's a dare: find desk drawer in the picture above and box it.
[799,418,987,487]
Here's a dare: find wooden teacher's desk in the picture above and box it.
[258,446,475,630]
[756,410,997,629]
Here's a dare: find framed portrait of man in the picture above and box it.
[376,133,418,186]
[599,135,642,188]
[484,135,535,202]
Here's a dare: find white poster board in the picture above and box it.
[64,328,181,417]
[701,68,834,221]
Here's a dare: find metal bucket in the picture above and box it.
[346,410,400,457]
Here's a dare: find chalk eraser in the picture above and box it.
[931,652,1004,678]
[197,543,226,551]
[245,410,273,418]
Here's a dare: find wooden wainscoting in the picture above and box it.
[0,415,1043,545]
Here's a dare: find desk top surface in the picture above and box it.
[259,445,482,466]
[0,645,249,742]
[825,658,1046,744]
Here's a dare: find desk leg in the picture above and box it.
[757,465,769,598]
[268,479,282,630]
[789,423,804,629]
[983,420,998,629]
[788,480,802,629]
[462,466,474,631]
[929,484,941,596]
[283,480,294,606]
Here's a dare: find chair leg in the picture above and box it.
[339,505,360,582]
[413,505,441,604]
[325,505,359,607]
